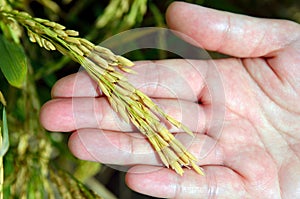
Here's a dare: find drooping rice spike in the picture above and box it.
[0,9,204,176]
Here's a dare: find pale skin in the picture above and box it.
[40,2,300,199]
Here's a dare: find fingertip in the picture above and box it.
[165,1,177,23]
[39,101,51,130]
[39,100,60,131]
[68,131,97,161]
[166,1,196,26]
[51,74,74,98]
[39,99,75,132]
[126,166,177,198]
[166,2,217,50]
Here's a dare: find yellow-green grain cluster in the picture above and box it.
[0,10,204,176]
[84,50,204,175]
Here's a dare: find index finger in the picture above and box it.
[52,59,210,101]
[166,2,300,57]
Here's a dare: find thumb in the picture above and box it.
[166,2,300,58]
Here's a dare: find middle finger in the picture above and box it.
[40,97,206,133]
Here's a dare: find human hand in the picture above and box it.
[40,2,300,198]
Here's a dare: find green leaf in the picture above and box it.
[0,34,27,88]
[0,107,9,157]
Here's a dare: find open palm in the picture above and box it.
[40,2,300,198]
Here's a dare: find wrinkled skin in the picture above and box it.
[40,2,300,199]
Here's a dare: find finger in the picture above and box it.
[166,2,300,57]
[51,60,207,101]
[40,97,206,133]
[126,165,246,198]
[68,129,224,167]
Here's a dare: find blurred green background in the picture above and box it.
[0,0,299,198]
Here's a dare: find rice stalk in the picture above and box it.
[0,10,204,176]
[0,93,7,199]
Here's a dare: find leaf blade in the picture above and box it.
[0,107,9,157]
[0,34,27,88]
